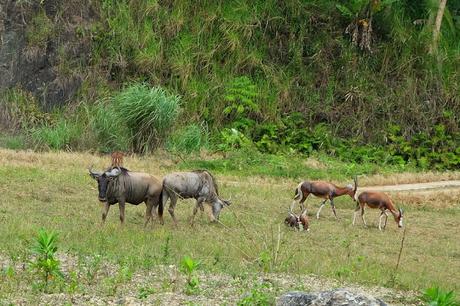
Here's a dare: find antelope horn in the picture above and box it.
[353,176,358,192]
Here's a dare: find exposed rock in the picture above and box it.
[0,0,94,110]
[277,289,387,306]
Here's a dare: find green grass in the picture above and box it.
[0,150,458,304]
[174,148,409,181]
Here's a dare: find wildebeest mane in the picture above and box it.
[105,166,130,174]
[192,169,219,195]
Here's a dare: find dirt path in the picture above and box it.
[222,179,460,193]
[358,180,460,192]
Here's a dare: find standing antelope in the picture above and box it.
[111,151,124,168]
[353,191,403,231]
[292,177,357,219]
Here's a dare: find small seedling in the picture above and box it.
[180,256,200,295]
[30,228,63,291]
[138,286,156,299]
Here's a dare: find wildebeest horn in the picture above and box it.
[88,165,102,178]
[105,167,122,177]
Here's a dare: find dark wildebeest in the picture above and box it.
[162,170,231,225]
[88,166,164,226]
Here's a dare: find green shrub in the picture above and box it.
[423,286,457,306]
[31,119,82,150]
[166,123,209,154]
[0,135,27,150]
[30,228,63,292]
[113,84,181,153]
[237,282,273,306]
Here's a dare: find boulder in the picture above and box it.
[276,289,387,306]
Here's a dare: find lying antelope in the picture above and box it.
[353,191,403,231]
[284,208,309,231]
[292,177,357,219]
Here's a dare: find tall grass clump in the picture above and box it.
[31,118,82,150]
[89,101,131,153]
[166,123,209,154]
[113,83,180,153]
[0,88,51,131]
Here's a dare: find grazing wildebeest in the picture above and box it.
[162,170,231,225]
[88,166,163,226]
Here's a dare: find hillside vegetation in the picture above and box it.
[0,0,459,169]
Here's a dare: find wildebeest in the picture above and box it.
[162,170,231,225]
[88,166,163,226]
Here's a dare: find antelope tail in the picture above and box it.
[293,182,302,200]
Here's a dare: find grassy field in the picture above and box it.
[0,149,459,305]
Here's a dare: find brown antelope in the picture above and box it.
[285,208,309,231]
[111,151,124,168]
[291,177,357,219]
[353,191,403,231]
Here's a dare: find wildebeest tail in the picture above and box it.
[158,188,164,218]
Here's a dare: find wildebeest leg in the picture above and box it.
[168,194,178,226]
[144,200,153,228]
[316,199,327,219]
[119,200,126,225]
[101,202,110,224]
[330,198,338,219]
[190,198,205,226]
[352,203,360,226]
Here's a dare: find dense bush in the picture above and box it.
[166,123,209,154]
[114,84,181,153]
[31,119,82,151]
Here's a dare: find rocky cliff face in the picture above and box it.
[0,0,95,110]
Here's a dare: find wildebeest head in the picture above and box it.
[88,167,122,202]
[211,198,231,220]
